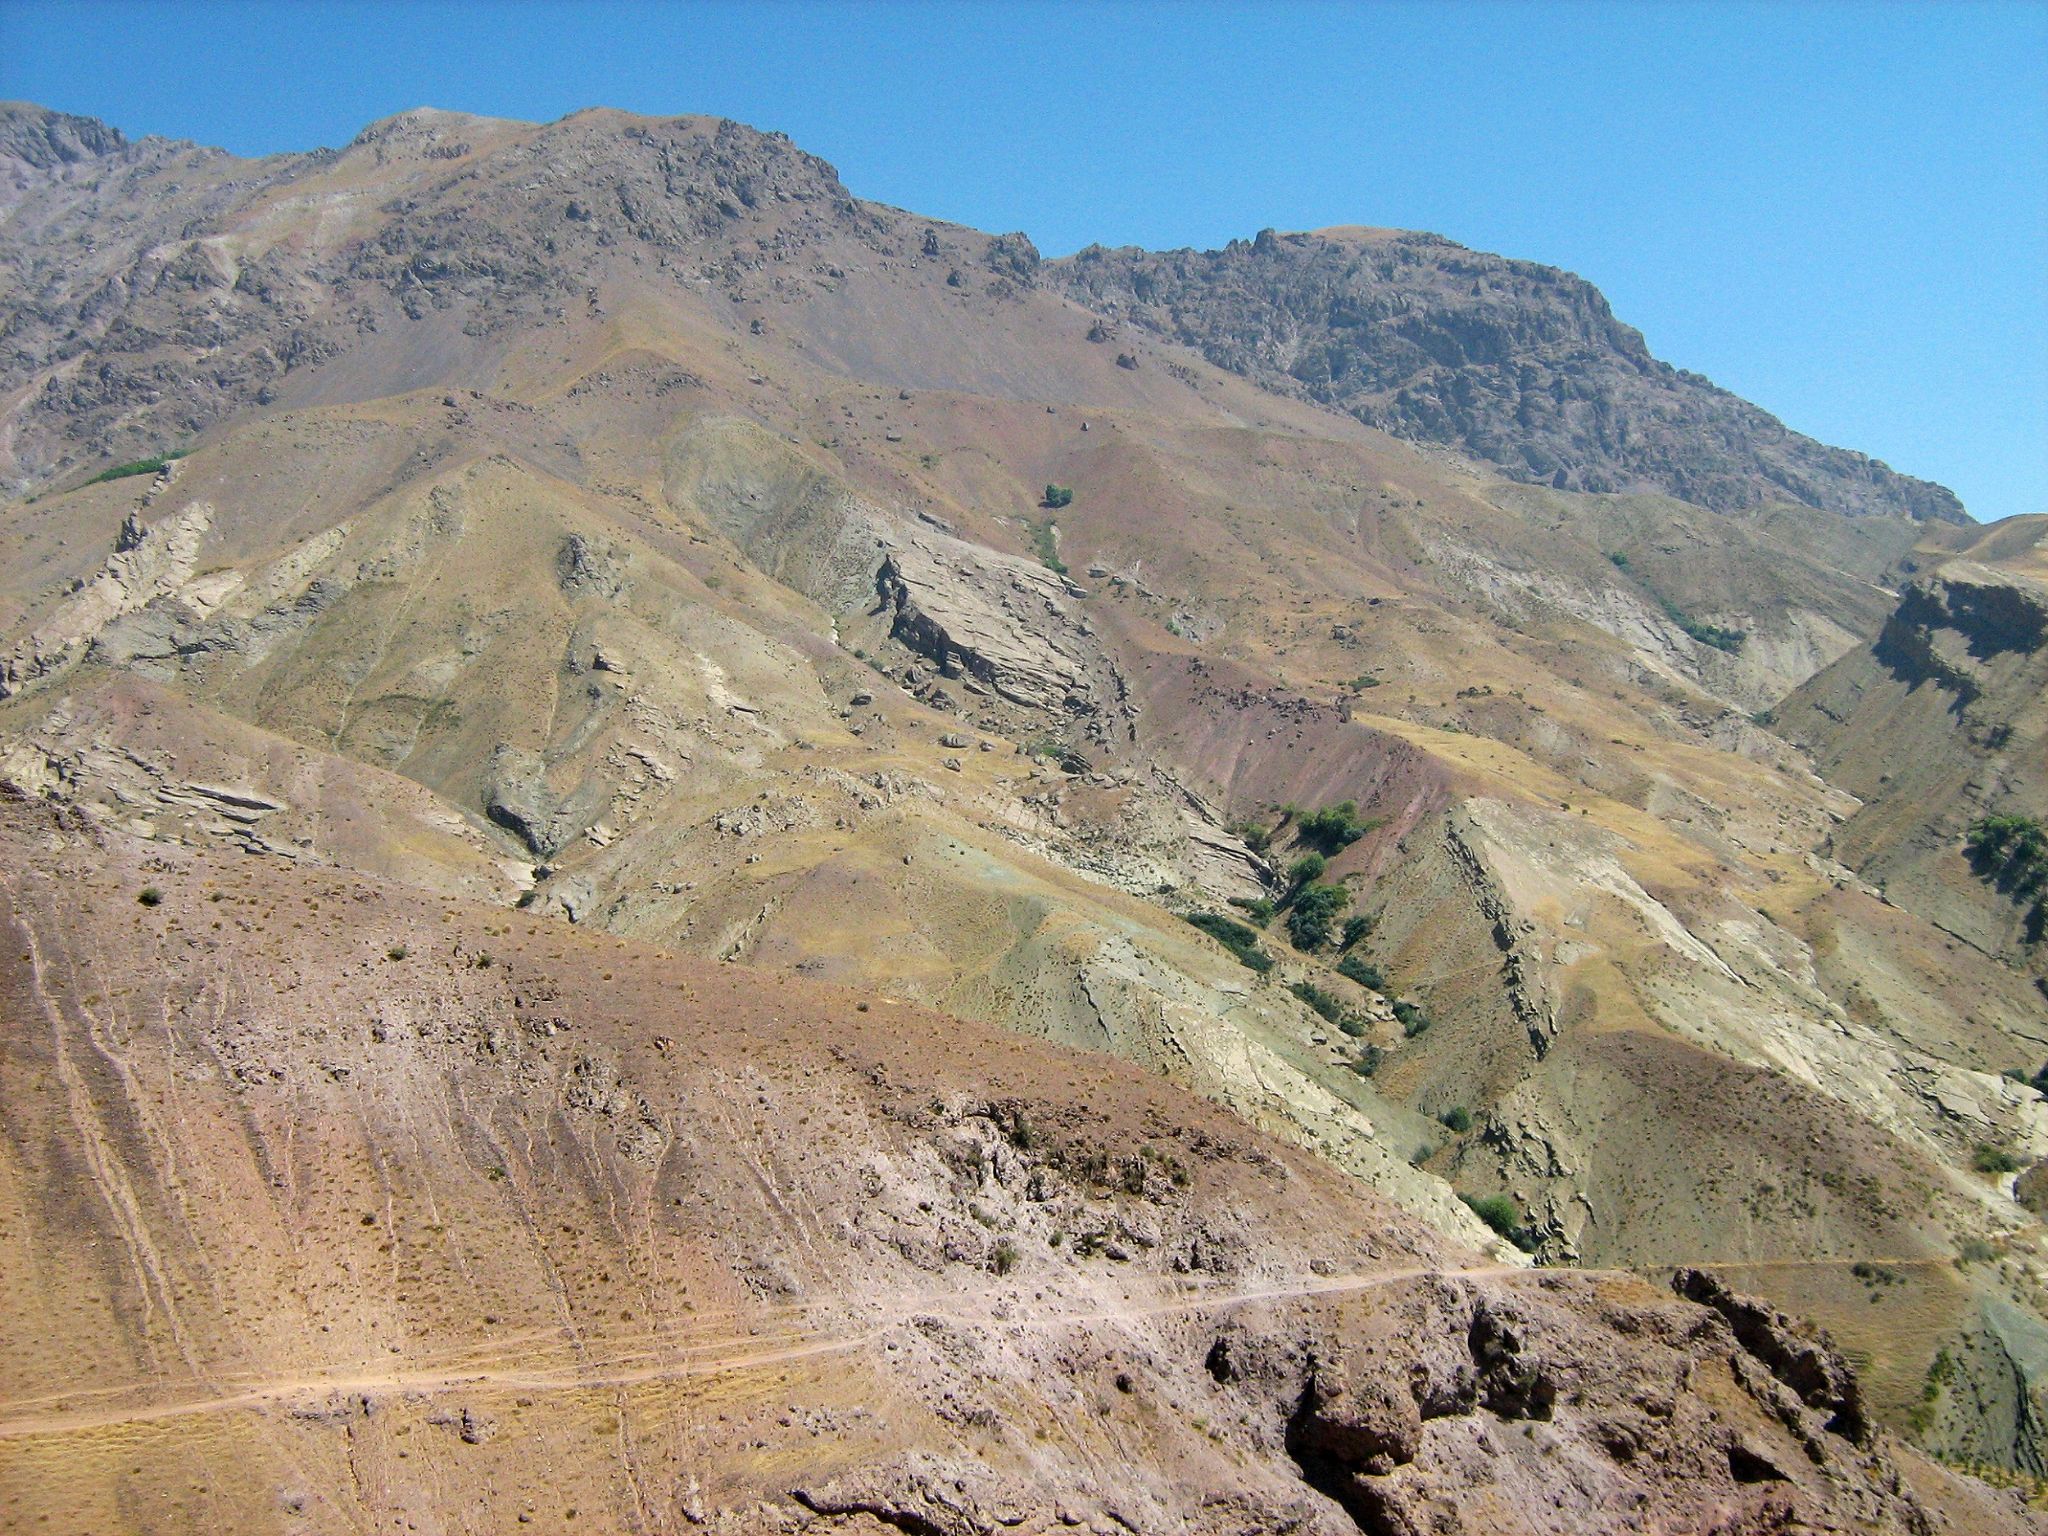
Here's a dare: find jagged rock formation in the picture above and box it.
[1052,227,1966,521]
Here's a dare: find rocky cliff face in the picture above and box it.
[1052,228,1965,522]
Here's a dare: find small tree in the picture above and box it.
[1043,484,1074,509]
[1286,852,1327,890]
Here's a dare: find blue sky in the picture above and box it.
[5,1,2044,519]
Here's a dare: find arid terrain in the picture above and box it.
[2,101,2045,1532]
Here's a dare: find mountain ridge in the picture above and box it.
[1051,226,1967,522]
[0,100,1966,523]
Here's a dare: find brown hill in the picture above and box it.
[1776,516,2048,970]
[0,800,2031,1535]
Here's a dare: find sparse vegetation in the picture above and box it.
[991,1238,1020,1275]
[1609,553,1746,652]
[1028,518,1067,575]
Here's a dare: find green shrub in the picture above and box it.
[1439,1106,1472,1134]
[1340,913,1375,950]
[1955,1237,1997,1267]
[1286,882,1350,950]
[1350,1045,1382,1077]
[137,886,163,907]
[1229,820,1273,854]
[1228,895,1276,924]
[1042,484,1074,509]
[1336,953,1384,991]
[1656,595,1745,652]
[1289,980,1345,1024]
[1460,1193,1535,1250]
[1286,852,1327,889]
[991,1239,1020,1275]
[1294,800,1382,855]
[1185,911,1273,973]
[1392,998,1431,1037]
[1972,1144,2023,1175]
[85,452,180,487]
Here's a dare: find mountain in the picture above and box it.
[2,101,2045,1530]
[1052,227,1967,521]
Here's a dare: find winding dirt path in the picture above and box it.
[0,1261,1547,1442]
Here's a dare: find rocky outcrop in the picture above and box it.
[1676,1267,1870,1444]
[1052,229,1965,522]
[875,532,1104,714]
[1213,1270,1992,1536]
[0,492,213,698]
[1778,549,2048,962]
[1874,562,2048,704]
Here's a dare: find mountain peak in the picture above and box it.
[1054,226,1966,522]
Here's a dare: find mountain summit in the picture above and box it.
[1054,227,1965,521]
